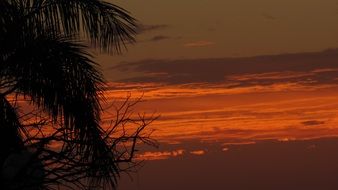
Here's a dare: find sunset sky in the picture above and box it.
[98,1,338,189]
[102,0,338,63]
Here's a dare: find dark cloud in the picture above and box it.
[137,24,169,34]
[261,12,277,20]
[111,49,338,85]
[148,35,171,42]
[302,120,326,126]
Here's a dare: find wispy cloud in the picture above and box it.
[112,49,338,85]
[190,150,206,155]
[301,120,326,126]
[107,49,338,144]
[103,78,338,143]
[137,24,169,34]
[105,82,338,101]
[261,12,277,20]
[136,149,185,160]
[183,40,215,47]
[148,35,171,42]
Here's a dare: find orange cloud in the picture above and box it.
[136,149,185,160]
[190,150,206,155]
[102,80,338,145]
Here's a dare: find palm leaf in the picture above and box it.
[0,1,138,188]
[3,34,120,185]
[21,0,137,53]
[0,95,24,163]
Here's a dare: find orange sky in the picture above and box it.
[102,48,338,145]
[104,80,338,145]
[4,1,338,189]
[88,2,338,188]
[96,2,338,144]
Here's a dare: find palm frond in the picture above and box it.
[0,1,140,188]
[0,0,23,58]
[22,0,137,53]
[3,34,120,182]
[0,95,24,162]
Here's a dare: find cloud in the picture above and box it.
[301,120,326,126]
[183,40,215,47]
[148,35,171,42]
[136,149,185,160]
[190,150,206,155]
[261,12,277,20]
[111,49,338,85]
[137,24,169,34]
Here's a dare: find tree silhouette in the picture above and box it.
[0,1,155,189]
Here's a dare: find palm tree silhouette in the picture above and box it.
[0,0,137,189]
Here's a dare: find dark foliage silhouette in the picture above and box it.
[0,0,155,189]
